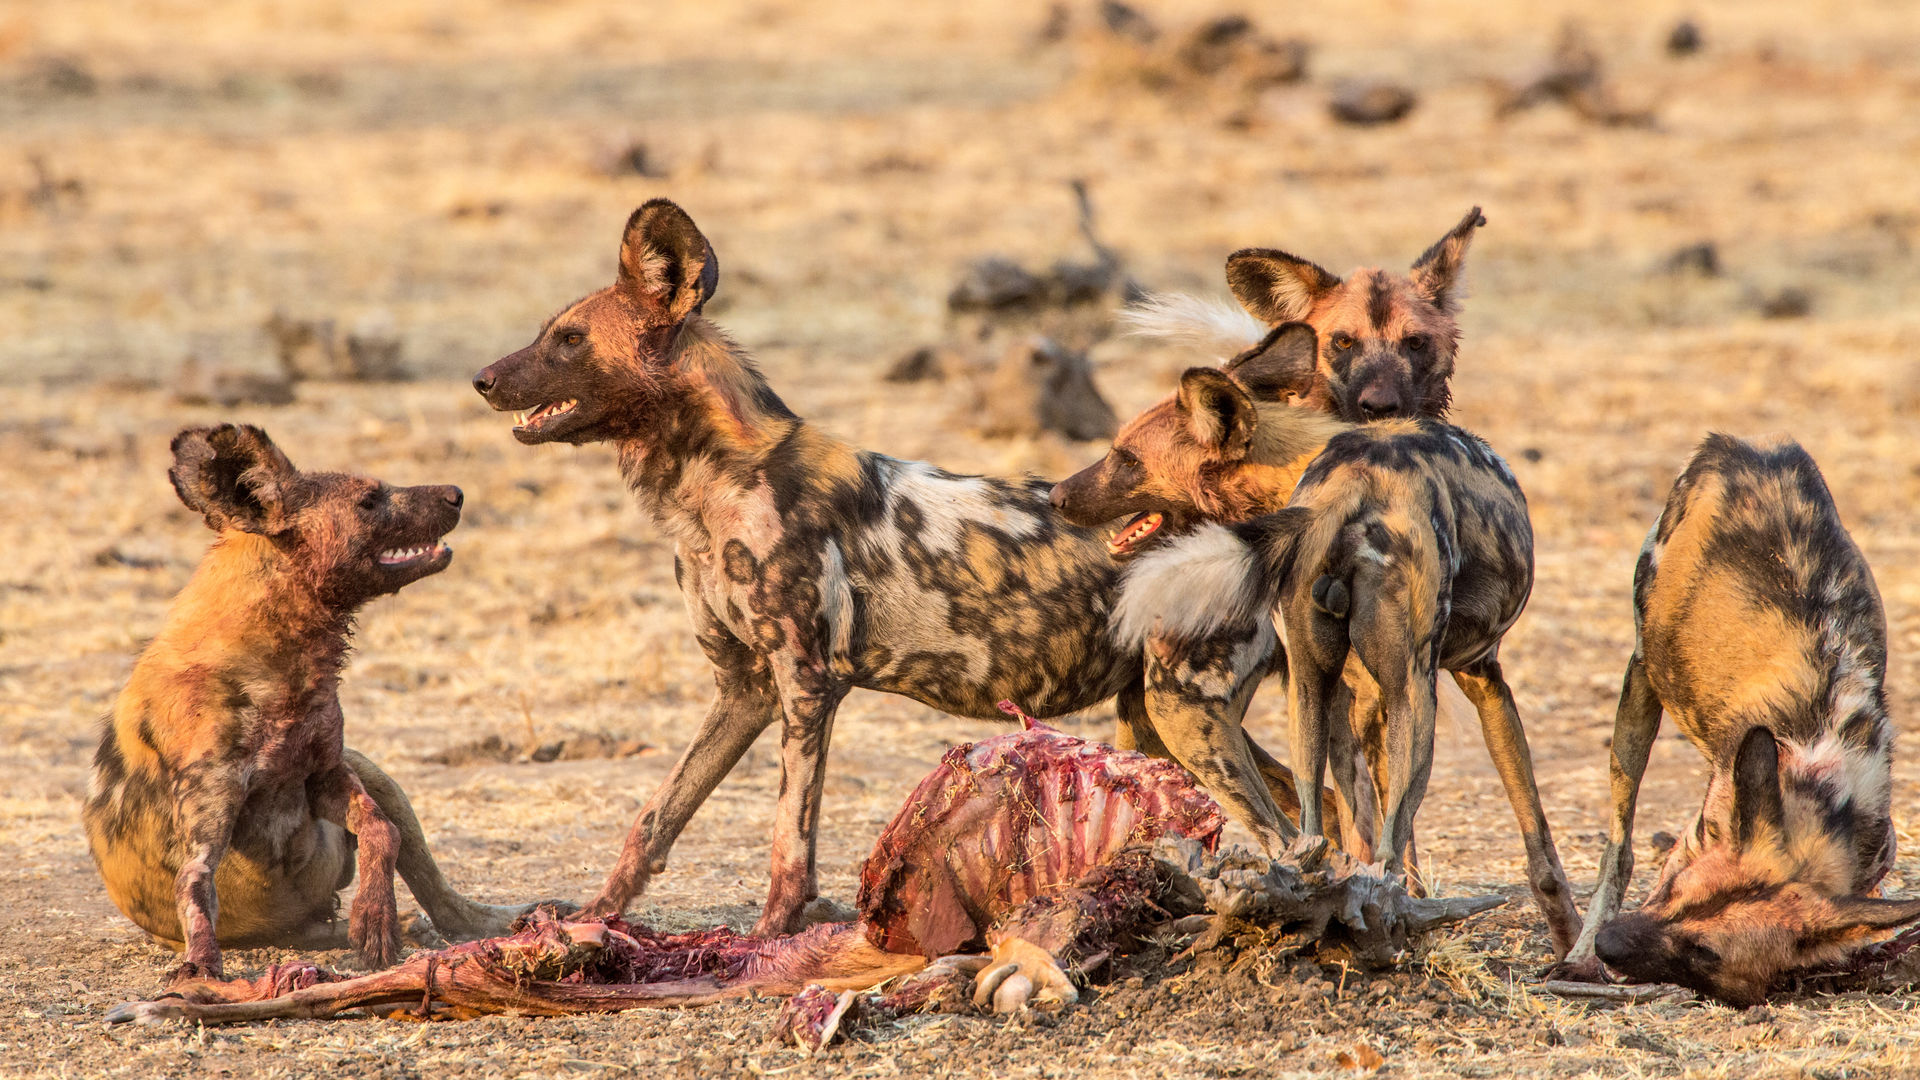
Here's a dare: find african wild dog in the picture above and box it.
[1557,435,1920,1004]
[83,425,537,980]
[470,200,1335,936]
[1216,206,1484,421]
[1083,387,1582,956]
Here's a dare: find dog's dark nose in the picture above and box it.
[443,486,464,509]
[1048,484,1068,511]
[1356,384,1403,420]
[472,369,496,396]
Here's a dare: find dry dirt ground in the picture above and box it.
[6,1,1920,1076]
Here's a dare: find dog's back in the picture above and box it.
[1636,434,1889,775]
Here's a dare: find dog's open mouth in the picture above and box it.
[376,540,451,568]
[1107,512,1163,557]
[513,400,578,433]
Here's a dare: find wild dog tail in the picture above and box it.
[1119,292,1266,358]
[1110,510,1313,650]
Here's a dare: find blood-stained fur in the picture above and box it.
[1219,207,1484,421]
[1558,435,1920,1005]
[471,200,1331,936]
[1091,412,1581,956]
[83,425,535,980]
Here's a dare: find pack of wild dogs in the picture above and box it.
[83,198,1918,1018]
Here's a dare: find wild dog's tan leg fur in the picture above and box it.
[585,620,780,920]
[1556,654,1663,977]
[342,750,540,941]
[1450,656,1580,957]
[1144,643,1296,854]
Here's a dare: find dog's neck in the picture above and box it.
[141,532,357,706]
[1205,404,1351,518]
[615,320,807,550]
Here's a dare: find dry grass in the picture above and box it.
[5,0,1920,1075]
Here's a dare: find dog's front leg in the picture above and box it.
[1553,653,1663,978]
[583,634,779,918]
[168,769,249,981]
[314,763,401,968]
[757,653,848,937]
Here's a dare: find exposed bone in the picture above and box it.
[107,725,1498,1043]
[1538,980,1690,1003]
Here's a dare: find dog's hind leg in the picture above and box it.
[1142,626,1301,853]
[1553,653,1663,977]
[1451,655,1580,959]
[342,749,542,942]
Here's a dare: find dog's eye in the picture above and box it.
[1112,448,1139,470]
[1404,334,1428,353]
[358,486,385,511]
[1332,334,1356,351]
[562,332,585,347]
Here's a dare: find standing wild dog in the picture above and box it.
[471,200,1336,936]
[84,425,535,980]
[1204,206,1485,421]
[1557,435,1920,1004]
[1074,370,1582,957]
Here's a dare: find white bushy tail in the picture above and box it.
[1110,523,1264,649]
[1119,293,1266,359]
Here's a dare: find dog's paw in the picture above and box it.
[971,937,1079,1015]
[349,899,402,969]
[166,959,220,986]
[1541,955,1612,984]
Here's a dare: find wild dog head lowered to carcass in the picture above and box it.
[1556,435,1920,1005]
[470,200,1338,936]
[83,425,540,981]
[1086,409,1582,958]
[108,720,1502,1042]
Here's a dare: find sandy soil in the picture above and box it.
[5,0,1920,1075]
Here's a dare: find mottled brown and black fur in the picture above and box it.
[1223,207,1483,421]
[83,425,536,980]
[1559,435,1918,1005]
[1104,414,1581,956]
[472,201,1328,936]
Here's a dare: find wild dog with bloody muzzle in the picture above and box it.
[471,200,1336,936]
[1072,374,1581,957]
[84,425,537,981]
[1556,435,1919,1005]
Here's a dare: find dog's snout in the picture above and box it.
[1048,484,1068,511]
[442,486,464,510]
[472,368,497,396]
[1357,384,1404,419]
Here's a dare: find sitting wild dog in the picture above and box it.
[1136,206,1484,423]
[1058,331,1580,956]
[1557,435,1920,1004]
[470,200,1337,936]
[84,424,535,980]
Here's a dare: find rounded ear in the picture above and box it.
[168,424,298,534]
[1176,368,1256,460]
[618,198,719,324]
[1731,726,1786,849]
[1224,321,1319,402]
[1408,205,1485,312]
[1225,247,1342,324]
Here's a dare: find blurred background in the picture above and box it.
[5,2,1920,1071]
